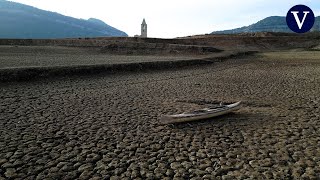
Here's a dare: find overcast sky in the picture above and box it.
[9,0,320,38]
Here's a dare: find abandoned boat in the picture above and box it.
[161,101,241,124]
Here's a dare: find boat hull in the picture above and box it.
[161,101,241,124]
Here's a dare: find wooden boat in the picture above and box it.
[161,101,241,124]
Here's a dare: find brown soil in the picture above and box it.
[1,51,320,179]
[0,46,252,82]
[1,32,319,82]
[0,32,319,52]
[0,33,320,179]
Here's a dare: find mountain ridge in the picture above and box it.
[0,0,128,38]
[212,16,320,34]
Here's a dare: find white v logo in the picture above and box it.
[290,11,310,29]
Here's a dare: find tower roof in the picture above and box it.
[142,18,146,25]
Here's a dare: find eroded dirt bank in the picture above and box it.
[0,45,254,82]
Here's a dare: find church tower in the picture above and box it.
[141,18,147,38]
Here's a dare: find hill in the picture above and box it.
[212,16,320,34]
[0,0,127,38]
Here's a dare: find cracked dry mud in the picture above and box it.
[1,53,320,179]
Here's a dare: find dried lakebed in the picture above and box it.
[0,52,320,179]
[0,46,248,82]
[0,46,207,68]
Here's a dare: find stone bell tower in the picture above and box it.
[141,18,147,38]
